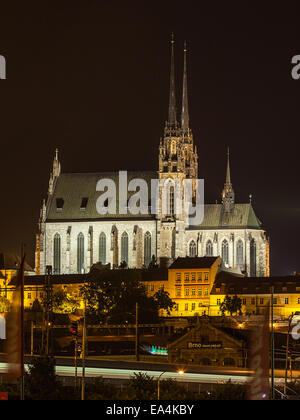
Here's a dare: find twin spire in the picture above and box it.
[222,147,235,213]
[167,35,190,133]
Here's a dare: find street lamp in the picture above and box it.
[284,313,294,395]
[157,370,184,400]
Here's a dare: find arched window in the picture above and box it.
[144,232,152,267]
[221,239,229,266]
[99,232,106,265]
[53,233,61,275]
[236,240,244,271]
[250,239,257,277]
[121,232,129,265]
[206,240,213,256]
[77,233,85,274]
[169,186,175,216]
[189,240,197,257]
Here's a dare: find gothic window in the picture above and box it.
[206,240,213,256]
[221,239,229,266]
[189,240,197,257]
[77,233,85,274]
[236,240,244,271]
[121,232,129,265]
[144,232,152,268]
[66,226,71,251]
[53,233,61,275]
[99,232,106,265]
[250,239,257,277]
[169,186,175,216]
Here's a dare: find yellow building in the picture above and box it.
[163,257,222,317]
[7,274,87,310]
[4,255,300,322]
[210,271,300,319]
[0,253,35,304]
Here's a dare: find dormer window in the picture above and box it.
[56,198,64,212]
[80,197,88,211]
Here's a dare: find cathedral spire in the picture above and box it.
[181,41,189,133]
[226,147,231,185]
[167,33,177,127]
[222,147,235,213]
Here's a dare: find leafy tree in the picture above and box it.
[208,380,247,400]
[86,377,121,400]
[153,289,175,315]
[51,290,79,313]
[125,372,156,400]
[0,296,10,313]
[159,378,189,400]
[31,298,43,313]
[81,269,175,324]
[220,295,242,316]
[25,355,60,400]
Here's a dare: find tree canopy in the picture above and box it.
[219,295,242,316]
[81,268,175,324]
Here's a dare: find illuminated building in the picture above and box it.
[34,38,269,278]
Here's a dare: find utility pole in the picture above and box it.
[135,302,139,362]
[81,298,86,401]
[45,265,52,355]
[74,336,78,389]
[20,244,25,401]
[271,286,275,400]
[284,314,293,395]
[30,321,34,356]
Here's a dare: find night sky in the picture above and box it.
[0,1,299,275]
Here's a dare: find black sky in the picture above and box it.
[0,1,299,275]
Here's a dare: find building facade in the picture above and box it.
[35,39,270,277]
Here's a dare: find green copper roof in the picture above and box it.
[46,171,157,221]
[188,203,262,230]
[46,172,262,230]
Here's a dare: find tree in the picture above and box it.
[208,380,247,400]
[153,289,175,315]
[25,355,60,400]
[31,298,43,313]
[125,372,156,400]
[51,290,79,313]
[0,296,10,313]
[220,295,242,316]
[86,377,121,400]
[81,268,175,324]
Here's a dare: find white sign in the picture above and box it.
[0,55,6,80]
[0,316,5,339]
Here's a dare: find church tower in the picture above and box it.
[158,38,198,265]
[222,148,235,213]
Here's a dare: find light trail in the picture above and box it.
[0,363,286,385]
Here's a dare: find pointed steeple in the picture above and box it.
[222,147,235,213]
[167,33,177,127]
[52,148,61,178]
[181,41,189,133]
[225,147,231,185]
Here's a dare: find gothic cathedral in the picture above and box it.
[35,38,270,278]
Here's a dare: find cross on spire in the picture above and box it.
[181,41,189,133]
[167,33,177,128]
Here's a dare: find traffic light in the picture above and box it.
[70,321,78,337]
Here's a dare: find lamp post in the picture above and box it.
[157,370,184,400]
[157,371,166,401]
[284,313,294,395]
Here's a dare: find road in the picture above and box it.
[0,354,293,385]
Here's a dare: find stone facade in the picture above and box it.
[35,39,269,277]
